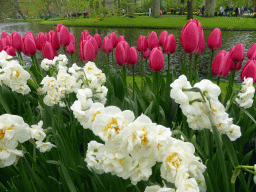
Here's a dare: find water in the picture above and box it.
[1,21,255,82]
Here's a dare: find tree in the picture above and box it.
[204,0,216,17]
[187,0,193,19]
[153,0,160,17]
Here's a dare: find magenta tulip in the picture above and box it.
[4,46,16,56]
[207,28,222,50]
[247,43,256,59]
[240,60,256,83]
[148,31,159,50]
[1,32,9,39]
[59,25,70,47]
[117,35,125,43]
[159,30,168,46]
[211,50,230,77]
[143,48,151,59]
[226,51,242,71]
[56,23,63,33]
[149,47,165,72]
[22,36,37,56]
[93,34,102,48]
[230,43,244,63]
[127,47,138,66]
[83,41,95,62]
[88,36,99,55]
[163,34,176,54]
[115,42,126,66]
[80,30,90,42]
[25,31,36,43]
[69,33,76,45]
[66,43,75,55]
[48,30,60,51]
[137,36,148,52]
[11,32,22,52]
[109,32,118,48]
[118,41,130,63]
[36,32,47,51]
[42,41,56,60]
[102,36,113,53]
[0,40,3,52]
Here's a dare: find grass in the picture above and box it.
[37,15,256,30]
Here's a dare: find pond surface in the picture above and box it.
[1,21,255,82]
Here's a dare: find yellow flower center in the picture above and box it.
[92,111,101,121]
[103,118,120,134]
[11,68,20,78]
[0,126,13,140]
[167,153,182,169]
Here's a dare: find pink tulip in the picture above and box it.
[4,46,16,56]
[240,60,256,83]
[0,40,3,52]
[42,41,57,60]
[1,32,9,39]
[102,36,113,53]
[36,32,48,51]
[25,31,36,43]
[143,48,151,59]
[69,33,76,45]
[115,42,126,66]
[11,32,22,52]
[81,30,90,42]
[127,47,138,65]
[247,43,256,59]
[80,40,86,61]
[66,43,75,55]
[1,36,12,49]
[149,47,165,72]
[118,41,130,63]
[109,32,118,48]
[48,31,60,51]
[59,25,70,47]
[83,41,95,62]
[88,36,99,55]
[93,34,102,48]
[137,36,148,52]
[230,43,244,63]
[148,31,159,50]
[56,23,64,33]
[207,28,222,50]
[22,36,37,56]
[117,35,125,43]
[225,51,242,71]
[159,30,168,46]
[163,34,176,54]
[211,50,230,77]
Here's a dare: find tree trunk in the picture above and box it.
[152,0,155,15]
[180,0,185,15]
[187,0,193,20]
[153,0,160,18]
[127,0,134,17]
[204,0,216,17]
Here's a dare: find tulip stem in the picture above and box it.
[122,65,127,95]
[71,54,74,64]
[140,52,144,91]
[217,76,220,86]
[63,47,68,67]
[156,71,159,124]
[17,52,25,66]
[167,54,171,78]
[132,65,135,100]
[189,54,193,82]
[192,54,199,85]
[106,53,110,75]
[112,50,114,68]
[208,50,215,81]
[224,62,237,106]
[181,51,187,76]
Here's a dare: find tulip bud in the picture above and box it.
[230,43,244,63]
[109,32,118,48]
[11,32,22,52]
[226,51,242,71]
[25,31,36,43]
[207,28,222,50]
[159,30,168,46]
[56,23,64,33]
[36,32,47,51]
[211,50,230,77]
[137,36,148,52]
[102,36,113,53]
[247,43,256,60]
[143,48,151,59]
[48,30,60,51]
[127,47,138,66]
[42,41,56,60]
[93,34,102,48]
[117,35,125,43]
[1,32,9,39]
[181,22,199,54]
[83,41,95,62]
[240,60,256,83]
[149,47,165,72]
[0,40,3,52]
[163,34,176,54]
[81,30,90,42]
[66,43,75,55]
[1,36,11,48]
[148,31,159,50]
[59,25,70,47]
[88,36,99,55]
[22,36,37,56]
[4,46,16,56]
[115,42,126,66]
[118,40,130,63]
[70,33,76,45]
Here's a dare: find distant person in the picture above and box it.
[225,5,229,16]
[244,6,248,14]
[202,6,205,16]
[238,6,241,16]
[160,10,163,17]
[251,6,255,14]
[241,6,244,14]
[171,9,174,14]
[149,7,152,17]
[235,6,239,17]
[145,10,147,15]
[230,6,234,16]
[219,6,224,16]
[197,8,201,16]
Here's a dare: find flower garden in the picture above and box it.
[0,19,256,191]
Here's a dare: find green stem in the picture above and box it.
[122,65,127,96]
[96,53,99,68]
[224,62,237,106]
[63,47,68,67]
[71,54,74,64]
[112,50,114,68]
[181,51,187,76]
[132,65,135,100]
[167,54,171,78]
[192,54,199,85]
[189,54,193,82]
[156,71,159,124]
[208,49,215,81]
[141,52,144,91]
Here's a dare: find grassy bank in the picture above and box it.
[35,15,256,30]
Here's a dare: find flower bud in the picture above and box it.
[163,34,176,54]
[211,50,229,77]
[149,47,165,72]
[159,30,168,46]
[137,35,148,52]
[66,43,75,55]
[115,42,126,66]
[43,41,57,60]
[207,28,222,50]
[4,46,16,56]
[102,36,113,53]
[22,35,37,56]
[143,48,151,59]
[230,43,244,63]
[11,31,22,52]
[109,32,118,48]
[93,34,102,48]
[127,47,138,66]
[148,31,159,50]
[240,60,256,83]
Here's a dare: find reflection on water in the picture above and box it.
[1,21,256,82]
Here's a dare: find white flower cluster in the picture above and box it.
[170,75,241,141]
[40,56,107,107]
[235,77,255,109]
[0,51,31,95]
[84,104,206,191]
[41,54,68,71]
[0,114,55,168]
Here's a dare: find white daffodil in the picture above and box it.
[30,121,46,142]
[226,124,241,141]
[41,59,54,71]
[41,76,58,92]
[194,79,221,100]
[144,185,175,192]
[175,171,199,192]
[35,141,56,153]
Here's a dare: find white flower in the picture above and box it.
[35,141,56,153]
[43,90,61,106]
[0,146,23,168]
[144,185,175,192]
[41,59,54,71]
[83,103,105,129]
[194,79,221,100]
[30,121,46,141]
[175,171,199,192]
[225,124,241,141]
[41,76,58,92]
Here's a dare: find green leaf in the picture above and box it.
[115,75,125,102]
[234,102,256,124]
[18,158,34,192]
[59,162,78,192]
[145,76,152,91]
[231,168,241,184]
